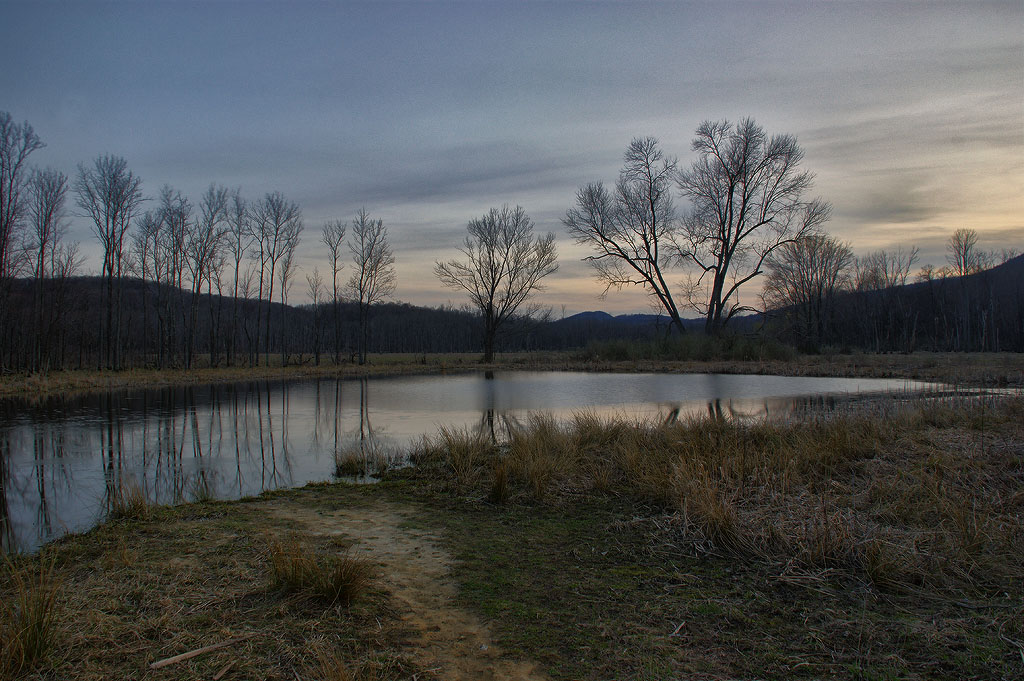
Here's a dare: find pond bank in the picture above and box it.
[2,350,1022,400]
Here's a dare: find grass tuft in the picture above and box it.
[1,555,61,680]
[106,477,151,521]
[267,535,374,606]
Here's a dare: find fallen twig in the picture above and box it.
[149,634,255,670]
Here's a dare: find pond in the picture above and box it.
[1,371,935,552]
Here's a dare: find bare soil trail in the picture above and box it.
[266,498,549,681]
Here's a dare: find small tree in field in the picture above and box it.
[436,205,557,362]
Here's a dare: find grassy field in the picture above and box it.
[2,354,1023,679]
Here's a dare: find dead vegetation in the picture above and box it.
[267,534,375,606]
[413,394,1024,596]
[0,502,422,681]
[0,557,61,680]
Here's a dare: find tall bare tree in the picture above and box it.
[306,267,325,366]
[321,219,346,363]
[277,247,297,366]
[155,186,191,365]
[75,155,144,369]
[183,184,229,368]
[564,137,686,333]
[27,168,69,371]
[436,205,557,362]
[225,190,251,366]
[0,113,43,281]
[131,209,161,364]
[250,192,302,364]
[676,118,831,333]
[0,112,45,368]
[347,208,395,365]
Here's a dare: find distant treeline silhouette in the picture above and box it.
[0,254,1020,371]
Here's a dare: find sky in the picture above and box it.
[2,0,1022,315]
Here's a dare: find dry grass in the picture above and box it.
[0,556,61,680]
[335,444,404,479]
[307,644,386,681]
[1,500,420,680]
[105,477,151,521]
[267,534,375,606]
[415,394,1024,594]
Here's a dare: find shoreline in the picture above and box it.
[2,350,1022,400]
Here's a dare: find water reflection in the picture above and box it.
[0,371,933,552]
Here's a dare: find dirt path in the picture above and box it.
[265,499,548,681]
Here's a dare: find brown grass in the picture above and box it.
[0,556,61,680]
[106,477,151,521]
[267,534,375,606]
[415,394,1024,594]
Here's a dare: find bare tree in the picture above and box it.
[763,233,852,346]
[306,267,325,366]
[27,168,69,371]
[250,192,302,364]
[277,247,296,366]
[436,205,557,362]
[130,210,160,365]
[155,186,191,365]
[183,184,229,368]
[854,246,919,291]
[676,118,831,333]
[947,228,983,277]
[852,245,920,351]
[0,112,43,282]
[0,112,45,368]
[225,190,251,366]
[564,137,686,333]
[321,218,346,363]
[75,155,144,369]
[347,208,395,365]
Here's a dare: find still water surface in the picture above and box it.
[1,371,932,551]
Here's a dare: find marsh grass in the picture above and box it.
[0,555,61,680]
[416,394,1024,594]
[267,535,374,606]
[106,477,151,521]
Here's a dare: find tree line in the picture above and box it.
[762,229,1022,352]
[1,109,1020,373]
[0,111,407,371]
